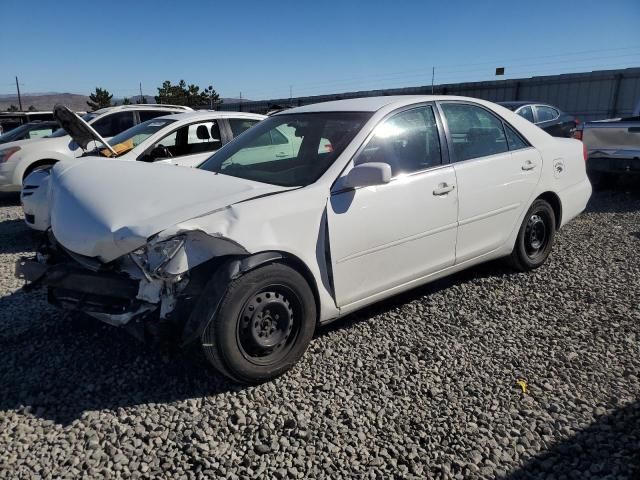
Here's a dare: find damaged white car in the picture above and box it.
[16,96,592,383]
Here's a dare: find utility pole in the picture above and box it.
[139,82,143,102]
[431,66,435,94]
[15,76,23,111]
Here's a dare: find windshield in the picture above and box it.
[97,118,176,157]
[199,112,371,187]
[0,124,31,142]
[48,112,99,138]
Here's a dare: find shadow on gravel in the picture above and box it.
[0,291,238,425]
[586,181,640,214]
[317,260,516,339]
[505,400,640,479]
[0,219,38,255]
[0,192,20,207]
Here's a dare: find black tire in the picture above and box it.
[201,263,316,384]
[509,199,556,272]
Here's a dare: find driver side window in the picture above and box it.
[354,106,442,176]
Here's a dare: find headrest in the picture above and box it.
[196,125,210,140]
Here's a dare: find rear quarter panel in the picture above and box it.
[532,136,591,227]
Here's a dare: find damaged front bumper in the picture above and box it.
[15,256,154,326]
[15,229,251,341]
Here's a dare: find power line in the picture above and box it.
[244,55,640,100]
[243,46,640,97]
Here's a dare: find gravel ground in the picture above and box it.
[0,184,639,480]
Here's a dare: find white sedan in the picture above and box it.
[16,95,591,384]
[21,109,266,230]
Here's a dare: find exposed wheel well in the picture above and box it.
[536,191,562,229]
[191,251,322,326]
[23,159,58,182]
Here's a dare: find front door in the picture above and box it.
[327,105,458,307]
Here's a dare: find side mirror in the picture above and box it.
[339,162,392,189]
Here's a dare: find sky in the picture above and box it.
[1,0,639,100]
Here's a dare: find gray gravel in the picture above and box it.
[0,185,639,479]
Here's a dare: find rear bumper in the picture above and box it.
[587,156,640,174]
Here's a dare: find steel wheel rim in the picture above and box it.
[236,285,301,366]
[524,212,548,259]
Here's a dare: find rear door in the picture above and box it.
[438,101,542,264]
[327,104,458,307]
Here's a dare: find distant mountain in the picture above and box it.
[0,93,89,112]
[0,92,252,112]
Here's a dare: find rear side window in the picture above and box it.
[229,118,260,137]
[517,105,535,122]
[355,105,442,175]
[92,112,135,137]
[440,103,508,162]
[186,121,222,152]
[504,124,529,151]
[29,128,54,139]
[536,106,559,123]
[139,110,174,122]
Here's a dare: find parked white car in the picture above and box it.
[16,95,591,384]
[0,104,192,192]
[21,108,267,230]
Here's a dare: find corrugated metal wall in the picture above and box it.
[218,67,640,120]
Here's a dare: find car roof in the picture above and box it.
[0,111,54,116]
[91,104,193,115]
[278,95,501,114]
[152,111,266,122]
[497,101,558,109]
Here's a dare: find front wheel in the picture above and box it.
[509,199,556,272]
[201,263,316,384]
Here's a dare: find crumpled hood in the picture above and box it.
[49,159,290,261]
[53,104,116,155]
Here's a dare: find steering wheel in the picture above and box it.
[158,144,173,158]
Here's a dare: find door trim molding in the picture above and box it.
[336,221,458,264]
[458,202,520,227]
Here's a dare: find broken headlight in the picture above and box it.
[130,236,185,278]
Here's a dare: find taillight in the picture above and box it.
[583,143,588,162]
[573,129,583,141]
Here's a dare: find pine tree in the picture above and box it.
[87,87,113,111]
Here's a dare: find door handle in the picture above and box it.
[522,160,536,171]
[433,183,455,196]
[275,152,287,158]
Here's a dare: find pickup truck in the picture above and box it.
[575,99,640,188]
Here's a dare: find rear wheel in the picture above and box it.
[509,199,556,272]
[201,263,316,384]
